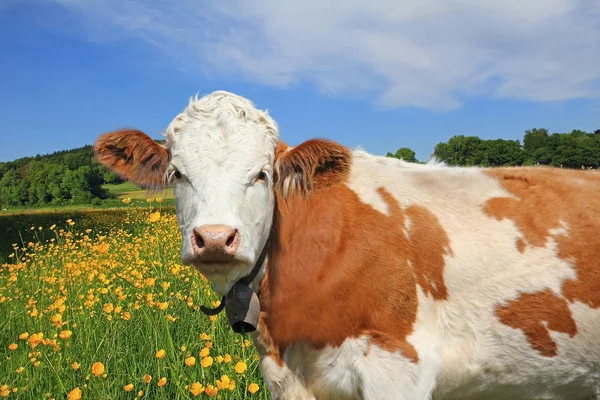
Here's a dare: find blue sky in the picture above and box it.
[1,1,599,162]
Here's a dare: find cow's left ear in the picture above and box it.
[94,129,170,189]
[274,139,351,198]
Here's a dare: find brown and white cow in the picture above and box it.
[95,91,600,400]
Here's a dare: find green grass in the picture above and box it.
[102,182,174,200]
[0,206,268,399]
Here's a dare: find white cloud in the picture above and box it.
[47,0,600,110]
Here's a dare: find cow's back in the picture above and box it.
[347,153,600,399]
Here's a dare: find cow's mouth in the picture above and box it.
[198,238,270,335]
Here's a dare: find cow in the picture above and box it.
[94,90,600,400]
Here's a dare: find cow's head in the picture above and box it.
[94,91,279,295]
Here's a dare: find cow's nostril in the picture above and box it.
[226,230,237,247]
[195,232,205,249]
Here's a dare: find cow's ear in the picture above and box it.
[274,139,351,199]
[94,129,170,189]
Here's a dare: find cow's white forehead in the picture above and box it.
[164,91,279,161]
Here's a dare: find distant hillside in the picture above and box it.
[0,140,165,208]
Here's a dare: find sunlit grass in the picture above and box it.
[0,204,267,399]
[102,182,174,200]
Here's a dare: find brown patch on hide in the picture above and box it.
[496,289,577,357]
[264,142,453,363]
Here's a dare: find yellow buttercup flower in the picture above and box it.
[199,347,210,358]
[28,333,44,348]
[97,243,109,254]
[148,211,160,222]
[91,362,105,377]
[205,385,218,397]
[124,384,134,392]
[248,383,260,394]
[8,343,17,351]
[71,362,80,370]
[234,361,247,374]
[59,330,72,340]
[184,356,196,367]
[157,377,167,387]
[155,349,166,359]
[143,374,152,383]
[189,382,204,396]
[201,356,213,368]
[67,387,82,400]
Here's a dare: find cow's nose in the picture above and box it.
[192,225,240,259]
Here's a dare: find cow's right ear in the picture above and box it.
[94,129,170,189]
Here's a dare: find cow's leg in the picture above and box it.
[358,345,439,400]
[251,329,315,400]
[259,355,316,400]
[305,338,440,400]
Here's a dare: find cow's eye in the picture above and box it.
[168,169,182,184]
[257,171,267,181]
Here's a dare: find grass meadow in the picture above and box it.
[0,200,268,399]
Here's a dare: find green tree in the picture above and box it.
[386,147,418,163]
[433,135,485,166]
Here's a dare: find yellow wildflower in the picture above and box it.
[72,362,80,370]
[143,374,152,383]
[234,361,247,374]
[216,375,235,391]
[184,356,196,367]
[91,362,105,377]
[155,349,166,359]
[148,211,160,222]
[67,387,82,400]
[124,384,134,392]
[28,333,44,348]
[201,356,213,368]
[97,243,109,254]
[8,343,17,351]
[199,347,210,358]
[189,382,204,396]
[157,377,167,387]
[59,330,72,340]
[248,383,260,394]
[205,385,218,397]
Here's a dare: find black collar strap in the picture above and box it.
[199,238,270,317]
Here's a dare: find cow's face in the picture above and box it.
[94,91,279,295]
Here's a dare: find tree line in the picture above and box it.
[0,145,125,208]
[388,128,600,168]
[1,128,598,208]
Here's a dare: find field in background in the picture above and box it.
[0,205,267,399]
[0,182,175,216]
[102,182,175,201]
